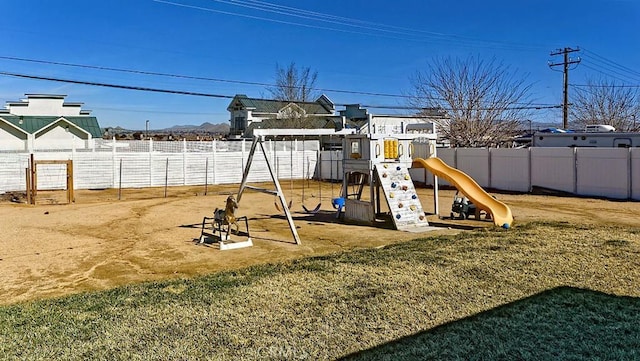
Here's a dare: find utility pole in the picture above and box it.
[549,47,581,129]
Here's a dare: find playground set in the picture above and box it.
[198,127,513,249]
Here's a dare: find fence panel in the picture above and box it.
[491,148,530,192]
[576,148,629,199]
[431,148,455,187]
[632,149,640,200]
[0,154,29,192]
[531,148,575,193]
[457,148,490,187]
[73,153,114,189]
[116,154,152,189]
[150,154,185,187]
[318,151,343,181]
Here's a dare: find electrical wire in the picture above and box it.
[0,54,559,106]
[0,69,560,112]
[154,0,543,51]
[582,48,640,79]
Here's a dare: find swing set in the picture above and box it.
[237,128,355,245]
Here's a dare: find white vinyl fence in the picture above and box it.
[411,147,640,200]
[1,140,639,201]
[0,139,320,193]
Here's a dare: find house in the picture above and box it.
[335,104,444,136]
[227,94,336,138]
[0,94,102,151]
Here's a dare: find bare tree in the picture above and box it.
[268,62,319,102]
[571,79,640,131]
[410,56,534,147]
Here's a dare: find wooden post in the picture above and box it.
[30,154,37,199]
[67,160,74,203]
[25,167,32,205]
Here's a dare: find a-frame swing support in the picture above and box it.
[237,136,302,245]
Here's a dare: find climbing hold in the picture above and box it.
[411,194,417,199]
[395,214,401,219]
[404,174,410,180]
[398,203,404,208]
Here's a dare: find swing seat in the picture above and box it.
[302,203,322,214]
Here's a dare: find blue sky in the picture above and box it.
[0,0,638,130]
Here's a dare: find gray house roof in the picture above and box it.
[0,115,103,138]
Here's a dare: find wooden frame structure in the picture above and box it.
[237,129,355,245]
[26,154,74,205]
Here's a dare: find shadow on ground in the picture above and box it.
[341,286,640,360]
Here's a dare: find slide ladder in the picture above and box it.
[374,162,430,231]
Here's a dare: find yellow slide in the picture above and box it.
[412,157,513,228]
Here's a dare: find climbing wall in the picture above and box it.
[375,162,429,231]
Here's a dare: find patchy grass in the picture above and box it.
[1,221,640,360]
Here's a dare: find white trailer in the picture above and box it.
[532,132,640,148]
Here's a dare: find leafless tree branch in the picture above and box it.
[409,55,533,147]
[571,79,640,131]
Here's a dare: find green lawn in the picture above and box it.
[1,221,639,360]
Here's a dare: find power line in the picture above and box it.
[579,57,640,84]
[0,71,235,99]
[0,55,417,99]
[155,0,543,51]
[0,54,559,106]
[0,69,559,112]
[582,48,640,79]
[570,83,640,88]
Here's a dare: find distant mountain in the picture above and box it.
[163,122,229,133]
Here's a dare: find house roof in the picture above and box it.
[228,94,334,115]
[0,116,103,138]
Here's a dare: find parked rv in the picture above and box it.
[532,131,640,147]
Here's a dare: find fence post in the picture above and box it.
[488,148,492,189]
[183,138,187,185]
[241,139,246,181]
[573,147,578,194]
[212,140,217,185]
[149,138,153,187]
[112,136,117,188]
[628,148,632,200]
[528,147,532,192]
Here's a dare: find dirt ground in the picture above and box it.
[1,181,639,305]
